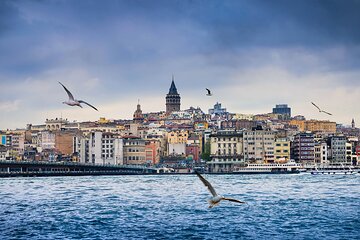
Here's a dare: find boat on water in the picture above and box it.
[232,160,302,174]
[311,164,358,175]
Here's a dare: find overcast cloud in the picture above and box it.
[1,0,360,129]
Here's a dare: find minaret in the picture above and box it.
[133,99,144,123]
[165,76,181,114]
[352,118,355,129]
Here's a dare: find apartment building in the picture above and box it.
[243,127,275,163]
[274,138,290,161]
[208,130,243,172]
[292,132,315,164]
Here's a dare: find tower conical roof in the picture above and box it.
[168,79,179,95]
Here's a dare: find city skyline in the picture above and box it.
[1,0,360,129]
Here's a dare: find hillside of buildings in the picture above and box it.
[1,81,359,172]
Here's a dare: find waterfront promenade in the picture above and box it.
[0,160,155,177]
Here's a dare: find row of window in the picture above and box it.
[275,150,289,153]
[124,142,144,146]
[244,147,274,150]
[128,149,141,152]
[244,132,273,135]
[275,143,289,147]
[218,143,237,148]
[215,138,241,142]
[244,138,275,141]
[102,145,113,149]
[125,156,145,161]
[244,152,274,155]
[217,150,237,155]
[102,149,113,153]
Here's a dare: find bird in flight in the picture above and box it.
[206,88,212,96]
[311,102,332,115]
[59,82,98,111]
[195,171,245,208]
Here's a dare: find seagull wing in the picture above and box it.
[195,171,217,197]
[59,82,75,101]
[222,197,246,204]
[311,102,321,111]
[78,100,98,111]
[321,110,332,116]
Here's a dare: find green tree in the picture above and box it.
[201,140,211,161]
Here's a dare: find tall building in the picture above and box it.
[208,130,244,172]
[87,132,123,165]
[165,77,181,114]
[243,126,275,163]
[272,104,291,120]
[328,136,347,164]
[292,132,315,164]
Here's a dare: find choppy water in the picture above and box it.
[0,174,359,240]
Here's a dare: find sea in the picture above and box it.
[0,174,359,240]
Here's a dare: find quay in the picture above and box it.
[0,160,156,177]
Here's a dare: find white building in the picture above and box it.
[208,130,243,172]
[314,141,328,164]
[38,131,56,152]
[89,132,102,164]
[243,127,275,163]
[75,135,89,163]
[77,132,124,165]
[168,143,186,156]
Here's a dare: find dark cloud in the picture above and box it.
[1,0,360,102]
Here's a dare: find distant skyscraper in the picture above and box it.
[272,104,291,120]
[166,76,181,114]
[208,102,227,115]
[352,118,355,129]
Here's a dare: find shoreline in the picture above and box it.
[0,171,341,178]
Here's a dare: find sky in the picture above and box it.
[1,0,360,130]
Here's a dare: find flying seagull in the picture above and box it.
[59,82,98,111]
[195,171,245,208]
[206,88,212,96]
[311,102,332,115]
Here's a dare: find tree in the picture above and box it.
[201,140,211,161]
